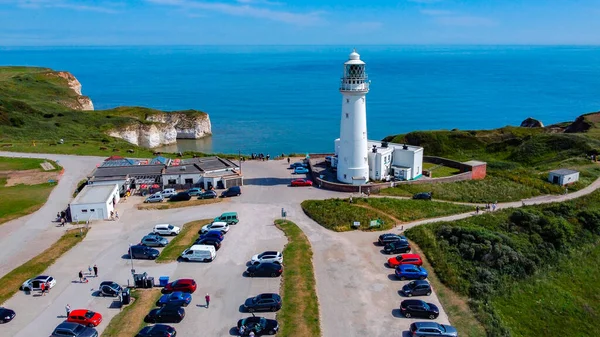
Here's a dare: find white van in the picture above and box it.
[153,224,181,236]
[160,188,176,198]
[181,245,216,262]
[199,221,230,234]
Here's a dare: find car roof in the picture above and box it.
[400,264,420,270]
[206,230,223,234]
[412,280,430,286]
[399,254,420,259]
[402,299,425,305]
[175,278,195,284]
[221,212,237,216]
[35,275,50,280]
[56,321,81,329]
[257,293,279,299]
[70,309,94,315]
[414,321,441,328]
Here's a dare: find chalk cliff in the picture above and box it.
[108,122,178,148]
[146,111,212,139]
[49,71,94,111]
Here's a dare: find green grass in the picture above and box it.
[155,219,212,262]
[101,288,162,337]
[0,227,88,304]
[423,162,461,178]
[354,197,473,221]
[274,219,321,337]
[301,199,395,231]
[0,178,57,225]
[0,156,58,171]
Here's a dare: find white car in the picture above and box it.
[153,224,181,236]
[250,251,283,265]
[200,222,230,234]
[160,188,176,198]
[21,275,56,291]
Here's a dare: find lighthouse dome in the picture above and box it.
[349,49,360,60]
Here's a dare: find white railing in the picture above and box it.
[339,80,370,92]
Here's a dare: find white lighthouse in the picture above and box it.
[336,49,370,185]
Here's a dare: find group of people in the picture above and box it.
[475,201,498,214]
[78,265,98,283]
[250,153,270,161]
[39,281,51,296]
[109,210,119,221]
[56,211,67,226]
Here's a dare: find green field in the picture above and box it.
[423,162,461,178]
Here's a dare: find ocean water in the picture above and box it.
[1,45,600,155]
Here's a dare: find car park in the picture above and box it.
[378,233,408,246]
[194,237,222,250]
[180,245,216,262]
[162,279,197,294]
[20,275,56,292]
[198,190,217,199]
[383,241,411,254]
[408,322,458,337]
[0,307,16,323]
[290,178,313,187]
[136,324,177,337]
[153,224,181,236]
[169,192,191,202]
[144,194,164,203]
[387,253,422,267]
[98,281,122,297]
[67,309,103,327]
[237,316,279,336]
[160,188,177,198]
[400,299,439,319]
[156,291,192,307]
[289,162,306,169]
[243,293,282,312]
[401,280,432,297]
[199,221,229,234]
[186,188,202,196]
[395,265,428,280]
[144,305,185,324]
[250,251,283,265]
[140,234,169,247]
[129,245,160,259]
[199,230,224,241]
[51,322,98,337]
[246,262,283,277]
[221,186,241,197]
[413,192,432,200]
[293,166,309,174]
[213,212,239,225]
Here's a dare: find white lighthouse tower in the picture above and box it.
[337,49,370,185]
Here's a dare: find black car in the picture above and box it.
[243,293,282,312]
[169,192,191,202]
[144,305,185,324]
[402,280,432,297]
[413,192,432,200]
[129,245,160,259]
[221,186,241,198]
[378,233,407,246]
[98,281,122,297]
[198,190,217,199]
[237,316,279,336]
[136,324,176,337]
[383,241,411,254]
[400,299,439,319]
[0,307,16,323]
[246,262,283,277]
[51,322,98,337]
[193,237,222,250]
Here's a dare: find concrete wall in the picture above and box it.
[549,172,579,185]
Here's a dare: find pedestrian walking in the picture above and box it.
[45,281,51,294]
[205,293,210,308]
[78,270,83,283]
[65,304,71,318]
[287,157,290,164]
[60,217,66,227]
[93,264,98,277]
[492,203,497,212]
[40,281,46,296]
[88,265,92,275]
[476,206,480,214]
[115,211,119,219]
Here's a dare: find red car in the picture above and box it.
[388,253,423,268]
[66,309,103,327]
[291,179,313,187]
[162,278,197,294]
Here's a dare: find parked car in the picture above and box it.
[144,305,185,324]
[378,233,408,246]
[67,309,103,327]
[194,237,222,250]
[169,192,191,202]
[387,253,422,268]
[136,324,177,337]
[198,190,217,199]
[409,322,458,337]
[237,316,279,336]
[98,281,122,297]
[293,166,309,174]
[0,307,16,323]
[395,265,428,280]
[401,299,439,319]
[246,262,283,277]
[20,275,56,292]
[383,241,411,254]
[213,211,239,225]
[162,279,197,294]
[180,245,216,262]
[250,251,283,265]
[413,192,432,200]
[325,156,332,163]
[140,234,169,247]
[153,224,181,236]
[243,293,282,312]
[221,186,241,198]
[129,245,160,260]
[289,162,306,169]
[186,188,202,196]
[156,291,192,307]
[199,222,229,234]
[291,178,313,187]
[160,188,177,198]
[144,194,164,203]
[199,230,224,242]
[402,280,432,297]
[51,322,98,337]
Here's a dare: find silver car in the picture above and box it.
[51,322,98,337]
[140,234,169,247]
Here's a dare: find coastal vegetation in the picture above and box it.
[155,219,212,262]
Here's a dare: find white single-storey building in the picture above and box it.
[548,169,579,186]
[162,156,242,189]
[69,184,120,221]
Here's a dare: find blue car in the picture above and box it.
[294,166,309,174]
[199,230,224,241]
[156,291,192,307]
[395,264,428,280]
[289,162,306,169]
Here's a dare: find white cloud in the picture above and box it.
[236,0,282,5]
[419,9,453,16]
[15,0,119,13]
[418,7,496,27]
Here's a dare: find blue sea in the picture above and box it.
[1,45,600,155]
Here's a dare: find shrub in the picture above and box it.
[43,113,54,118]
[9,117,25,127]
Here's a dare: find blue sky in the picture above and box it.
[1,0,599,45]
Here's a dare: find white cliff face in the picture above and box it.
[146,112,212,139]
[108,123,177,148]
[50,71,94,111]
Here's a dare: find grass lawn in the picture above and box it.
[355,198,473,221]
[0,156,59,171]
[0,227,88,304]
[423,162,461,178]
[137,198,222,210]
[301,199,395,231]
[156,219,212,262]
[101,288,162,337]
[274,219,321,337]
[0,179,57,225]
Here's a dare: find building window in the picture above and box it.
[344,174,347,179]
[345,113,349,118]
[168,179,176,185]
[82,209,88,213]
[361,97,365,103]
[90,209,95,212]
[184,178,193,184]
[346,98,350,103]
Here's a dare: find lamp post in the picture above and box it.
[129,243,135,284]
[239,150,242,175]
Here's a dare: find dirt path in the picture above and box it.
[352,203,403,224]
[1,169,60,186]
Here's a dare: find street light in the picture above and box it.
[238,150,242,175]
[129,243,135,283]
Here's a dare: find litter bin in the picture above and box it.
[146,277,155,288]
[159,276,169,287]
[121,288,131,305]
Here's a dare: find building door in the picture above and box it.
[553,176,559,184]
[97,208,104,220]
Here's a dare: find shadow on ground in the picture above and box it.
[244,178,294,186]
